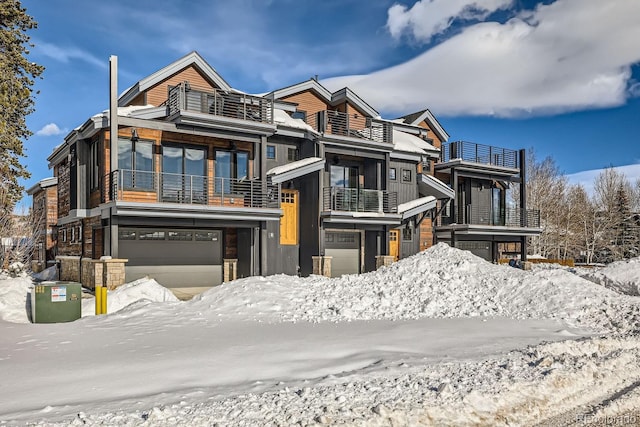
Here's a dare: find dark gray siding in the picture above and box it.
[389,160,418,205]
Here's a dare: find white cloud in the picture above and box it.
[35,123,66,137]
[34,40,106,69]
[387,0,514,42]
[567,163,640,196]
[325,0,640,117]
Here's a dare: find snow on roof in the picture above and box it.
[267,157,323,176]
[273,109,317,133]
[397,196,436,215]
[393,129,439,156]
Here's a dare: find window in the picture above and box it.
[215,150,249,193]
[330,165,359,188]
[138,230,165,240]
[291,110,306,121]
[195,231,218,241]
[389,168,397,181]
[266,145,276,160]
[118,138,154,190]
[168,231,193,241]
[90,141,100,190]
[402,224,413,241]
[162,143,207,202]
[287,147,298,162]
[119,229,136,240]
[401,169,412,182]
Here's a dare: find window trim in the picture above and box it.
[266,144,276,160]
[389,167,397,181]
[401,169,412,182]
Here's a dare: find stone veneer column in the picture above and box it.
[81,258,104,290]
[223,259,238,282]
[102,258,128,290]
[56,256,81,282]
[312,256,332,277]
[375,255,395,269]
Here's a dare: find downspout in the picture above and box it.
[109,55,118,257]
[519,149,527,261]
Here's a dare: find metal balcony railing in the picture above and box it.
[103,170,279,209]
[323,187,398,213]
[442,204,540,228]
[167,83,273,124]
[441,141,519,169]
[307,110,392,144]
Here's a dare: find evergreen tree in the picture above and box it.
[0,0,44,210]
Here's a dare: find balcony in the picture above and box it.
[440,204,540,228]
[323,187,398,214]
[440,141,519,169]
[307,110,393,144]
[167,83,273,124]
[103,170,279,209]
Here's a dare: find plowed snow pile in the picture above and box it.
[192,243,640,333]
[579,257,640,296]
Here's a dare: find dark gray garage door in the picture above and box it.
[325,231,360,277]
[119,228,223,289]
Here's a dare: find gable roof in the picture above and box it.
[330,87,379,118]
[266,78,333,102]
[118,51,232,107]
[400,109,449,143]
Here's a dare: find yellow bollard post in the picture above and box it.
[95,286,102,315]
[101,286,107,315]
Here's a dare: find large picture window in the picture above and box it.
[118,138,154,190]
[215,150,249,193]
[162,143,207,203]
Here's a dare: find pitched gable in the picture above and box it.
[118,51,231,107]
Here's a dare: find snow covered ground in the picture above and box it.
[0,244,639,426]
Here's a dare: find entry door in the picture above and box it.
[389,229,400,261]
[280,190,298,245]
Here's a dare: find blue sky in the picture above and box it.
[19,0,640,204]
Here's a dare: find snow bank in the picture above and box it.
[81,276,179,316]
[579,257,640,296]
[0,276,33,323]
[193,243,640,333]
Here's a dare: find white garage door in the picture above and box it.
[325,232,360,277]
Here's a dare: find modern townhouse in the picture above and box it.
[42,51,539,295]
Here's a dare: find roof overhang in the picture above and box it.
[267,157,325,184]
[419,174,455,200]
[26,177,58,195]
[397,196,437,220]
[321,212,402,226]
[268,79,333,102]
[106,201,282,222]
[330,87,379,118]
[435,224,543,237]
[119,51,232,107]
[435,159,520,177]
[405,109,449,142]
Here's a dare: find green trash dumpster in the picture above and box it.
[31,281,82,323]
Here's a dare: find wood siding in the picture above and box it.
[141,65,218,107]
[281,91,329,121]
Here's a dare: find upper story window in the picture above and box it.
[291,110,306,121]
[118,138,154,190]
[389,167,397,181]
[90,141,100,190]
[401,169,412,183]
[266,145,276,160]
[215,150,249,193]
[287,147,298,162]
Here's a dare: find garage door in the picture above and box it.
[325,231,360,277]
[119,228,223,289]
